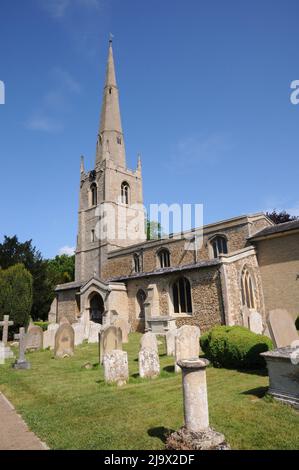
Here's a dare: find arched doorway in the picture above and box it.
[89,293,104,324]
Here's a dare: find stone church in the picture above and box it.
[49,40,299,335]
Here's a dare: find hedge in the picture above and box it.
[33,321,49,332]
[200,325,273,369]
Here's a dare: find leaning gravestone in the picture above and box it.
[13,328,30,370]
[139,348,160,379]
[140,332,158,353]
[175,325,201,373]
[54,323,75,358]
[43,323,59,350]
[99,326,122,364]
[103,350,129,386]
[249,310,263,335]
[113,318,130,344]
[25,325,43,352]
[268,309,299,348]
[88,322,102,344]
[166,329,178,356]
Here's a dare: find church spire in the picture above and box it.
[95,38,126,167]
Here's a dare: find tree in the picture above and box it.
[46,254,75,288]
[0,236,50,321]
[266,210,298,225]
[146,220,164,240]
[0,264,33,328]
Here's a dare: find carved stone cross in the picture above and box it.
[0,315,14,346]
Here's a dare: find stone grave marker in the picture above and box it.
[268,309,299,348]
[113,318,130,343]
[249,310,264,335]
[140,332,158,353]
[54,323,75,358]
[0,315,14,346]
[73,322,85,346]
[25,325,43,352]
[43,323,59,350]
[139,348,160,379]
[175,325,200,373]
[103,350,129,386]
[88,322,102,344]
[13,328,31,370]
[166,329,178,356]
[99,326,122,364]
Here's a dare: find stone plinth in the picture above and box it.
[166,358,229,450]
[146,316,176,335]
[261,346,299,408]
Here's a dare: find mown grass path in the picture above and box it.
[0,333,298,450]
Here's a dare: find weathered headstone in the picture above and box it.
[99,326,122,364]
[113,318,130,343]
[166,329,178,356]
[43,323,59,349]
[0,315,14,346]
[249,310,263,335]
[139,348,160,378]
[166,358,229,450]
[140,332,158,353]
[103,350,129,386]
[73,322,85,346]
[54,323,75,358]
[175,325,200,373]
[268,309,299,348]
[88,322,102,344]
[13,328,31,370]
[25,325,43,352]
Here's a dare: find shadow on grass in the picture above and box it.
[163,365,175,373]
[147,426,175,444]
[241,386,268,398]
[236,368,268,377]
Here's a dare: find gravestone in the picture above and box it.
[249,310,263,335]
[43,323,59,350]
[139,348,160,379]
[25,325,43,352]
[54,323,75,358]
[175,325,201,373]
[88,322,102,344]
[166,329,178,356]
[13,328,31,370]
[99,326,122,364]
[140,332,158,353]
[113,318,130,343]
[103,350,129,386]
[73,322,85,346]
[0,315,14,346]
[268,309,299,348]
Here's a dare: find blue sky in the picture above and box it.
[0,0,298,258]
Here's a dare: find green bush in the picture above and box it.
[200,325,273,369]
[0,264,33,330]
[295,316,299,331]
[34,321,49,331]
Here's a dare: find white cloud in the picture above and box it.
[58,246,75,256]
[25,115,63,132]
[39,0,101,18]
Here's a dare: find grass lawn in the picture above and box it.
[0,333,298,450]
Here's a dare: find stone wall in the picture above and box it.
[56,288,80,324]
[255,232,299,320]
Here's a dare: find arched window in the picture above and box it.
[121,182,130,205]
[211,235,228,258]
[158,249,170,268]
[134,253,141,273]
[172,277,192,314]
[137,289,147,318]
[90,183,97,206]
[241,268,256,309]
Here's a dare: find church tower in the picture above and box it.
[75,40,146,283]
